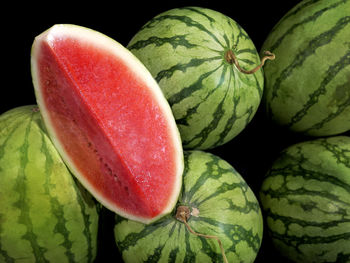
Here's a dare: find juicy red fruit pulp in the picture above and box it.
[36,35,178,219]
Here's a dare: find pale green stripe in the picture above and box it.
[12,110,50,262]
[268,0,346,52]
[271,15,350,100]
[39,129,75,262]
[72,179,97,263]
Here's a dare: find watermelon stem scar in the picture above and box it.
[225,50,275,74]
[31,107,40,112]
[175,205,228,263]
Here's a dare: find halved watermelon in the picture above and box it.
[31,24,183,224]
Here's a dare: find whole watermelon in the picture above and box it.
[261,0,350,136]
[0,106,99,263]
[259,136,350,263]
[114,150,263,263]
[128,7,267,150]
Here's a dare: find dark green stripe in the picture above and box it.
[233,49,263,81]
[128,35,197,50]
[235,62,263,95]
[266,165,350,199]
[196,231,222,262]
[277,0,322,23]
[265,205,350,256]
[265,208,350,230]
[179,152,191,202]
[268,0,346,52]
[195,181,247,207]
[182,152,233,204]
[72,179,96,263]
[316,137,350,169]
[271,15,350,100]
[236,57,258,67]
[235,48,259,57]
[217,69,261,150]
[222,32,231,49]
[244,106,255,126]
[168,221,177,239]
[183,7,216,23]
[13,111,49,263]
[232,22,250,49]
[183,224,196,263]
[262,179,350,207]
[267,216,350,254]
[211,67,240,148]
[143,12,224,48]
[305,83,350,133]
[154,56,222,83]
[225,193,261,214]
[168,247,179,263]
[210,100,241,149]
[167,63,223,106]
[144,244,164,262]
[181,65,228,149]
[116,217,172,251]
[51,201,75,261]
[193,216,262,253]
[39,126,76,263]
[170,65,223,142]
[288,49,350,128]
[183,6,251,60]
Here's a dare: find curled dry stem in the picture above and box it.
[175,205,228,263]
[225,50,275,74]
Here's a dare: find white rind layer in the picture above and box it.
[31,24,183,224]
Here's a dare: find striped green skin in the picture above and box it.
[261,0,350,136]
[259,136,350,263]
[0,106,99,263]
[114,150,263,263]
[127,7,264,150]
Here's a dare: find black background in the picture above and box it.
[2,1,348,262]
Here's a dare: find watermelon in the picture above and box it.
[114,150,263,263]
[30,24,184,224]
[0,105,99,263]
[259,136,350,262]
[127,7,274,150]
[261,0,350,136]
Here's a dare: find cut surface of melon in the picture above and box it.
[31,24,183,223]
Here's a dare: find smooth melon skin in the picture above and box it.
[115,150,263,263]
[261,0,350,136]
[127,7,265,150]
[259,136,350,263]
[0,105,99,263]
[30,24,184,224]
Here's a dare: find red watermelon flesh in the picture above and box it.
[31,24,183,223]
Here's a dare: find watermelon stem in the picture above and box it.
[175,205,228,263]
[225,50,275,74]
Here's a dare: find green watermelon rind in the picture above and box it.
[0,105,99,263]
[261,0,350,136]
[128,6,265,150]
[114,150,263,263]
[259,136,350,263]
